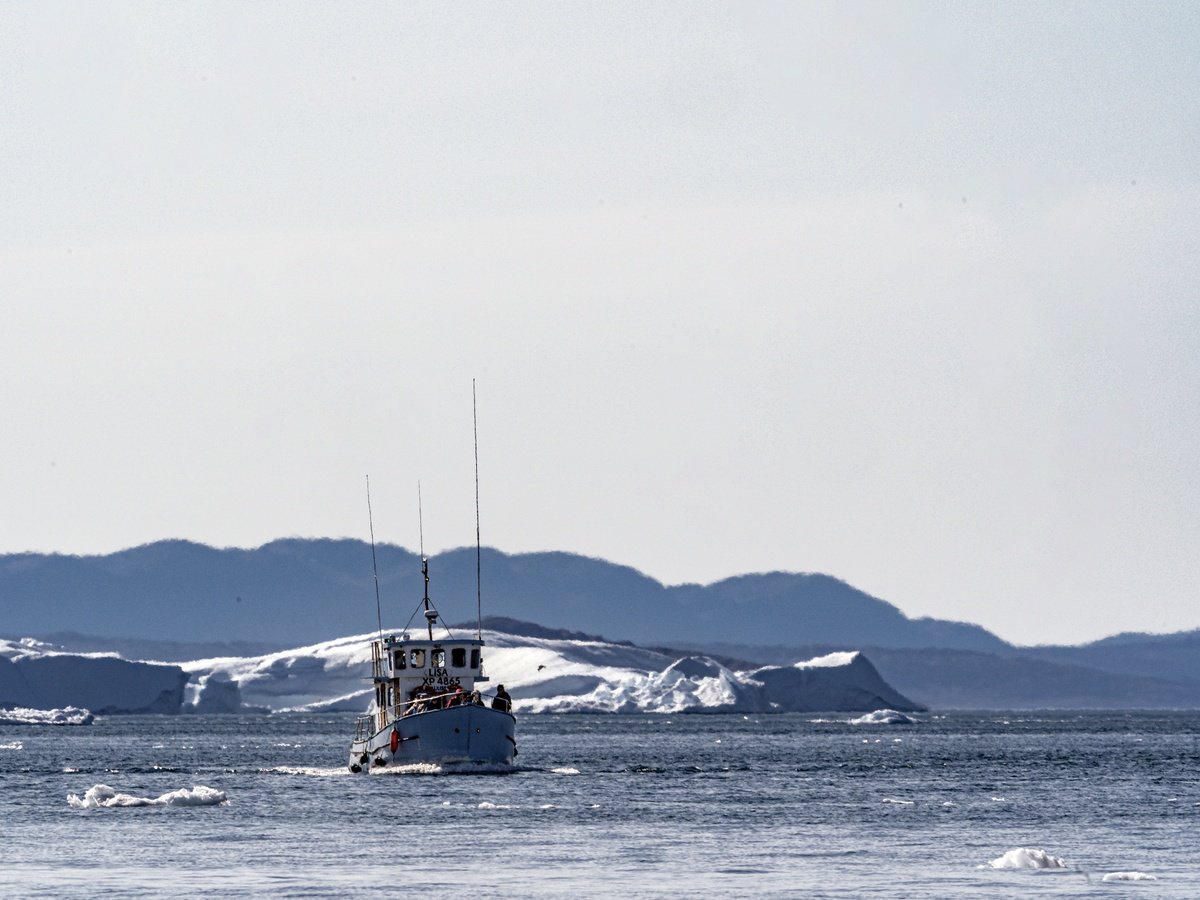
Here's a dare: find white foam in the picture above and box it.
[881,798,914,805]
[370,762,444,776]
[477,801,512,809]
[66,784,228,808]
[848,709,916,725]
[368,760,516,776]
[264,766,349,778]
[0,706,94,726]
[1102,872,1157,882]
[0,741,23,750]
[983,848,1068,869]
[551,767,581,775]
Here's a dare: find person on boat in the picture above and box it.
[491,685,511,713]
[449,685,464,707]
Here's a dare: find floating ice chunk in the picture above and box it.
[848,709,916,725]
[551,767,581,775]
[0,706,94,725]
[881,798,914,805]
[984,848,1068,869]
[1102,872,1157,882]
[0,741,22,750]
[67,784,227,808]
[477,801,512,809]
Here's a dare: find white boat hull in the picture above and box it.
[348,704,516,771]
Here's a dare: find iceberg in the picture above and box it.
[3,628,921,716]
[1,638,186,714]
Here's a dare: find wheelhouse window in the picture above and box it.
[410,649,425,668]
[432,649,446,668]
[451,648,466,668]
[393,651,406,670]
[470,649,481,669]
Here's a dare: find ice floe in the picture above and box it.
[848,709,917,725]
[983,848,1068,869]
[66,784,228,808]
[0,706,94,725]
[1102,872,1157,882]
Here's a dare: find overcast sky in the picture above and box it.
[3,2,1198,645]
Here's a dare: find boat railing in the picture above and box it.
[389,688,510,720]
[353,714,372,742]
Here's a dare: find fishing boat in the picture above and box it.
[347,384,516,772]
[347,555,516,772]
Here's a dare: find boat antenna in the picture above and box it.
[419,482,435,641]
[365,474,383,642]
[473,378,482,641]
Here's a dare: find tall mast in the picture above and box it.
[419,482,435,641]
[366,475,383,642]
[473,379,482,641]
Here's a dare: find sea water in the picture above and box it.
[1,712,1197,897]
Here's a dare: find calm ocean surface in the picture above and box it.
[1,711,1197,897]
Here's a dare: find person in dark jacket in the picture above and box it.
[491,684,512,713]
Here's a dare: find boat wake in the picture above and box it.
[262,766,351,778]
[370,760,518,776]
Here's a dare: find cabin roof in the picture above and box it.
[380,634,484,647]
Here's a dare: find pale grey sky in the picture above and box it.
[2,2,1198,644]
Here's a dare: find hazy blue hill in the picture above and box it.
[670,572,1007,650]
[2,539,401,645]
[2,539,1009,651]
[1017,632,1200,686]
[1084,629,1200,647]
[691,642,1200,709]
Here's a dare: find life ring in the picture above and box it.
[390,729,400,753]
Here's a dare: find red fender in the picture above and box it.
[390,729,400,754]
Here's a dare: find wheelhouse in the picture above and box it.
[367,634,492,733]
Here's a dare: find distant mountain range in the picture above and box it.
[0,538,1003,650]
[3,539,1198,708]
